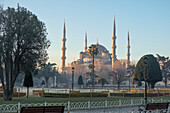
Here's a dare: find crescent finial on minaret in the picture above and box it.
[96,38,99,45]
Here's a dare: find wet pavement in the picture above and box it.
[64,106,139,113]
[64,106,170,113]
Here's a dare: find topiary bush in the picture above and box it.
[134,54,162,88]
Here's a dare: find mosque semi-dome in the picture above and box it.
[95,44,109,54]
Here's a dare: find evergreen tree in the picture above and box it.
[23,70,33,98]
[78,75,83,88]
[41,80,45,86]
[134,54,162,88]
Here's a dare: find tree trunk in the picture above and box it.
[102,84,103,88]
[3,86,13,101]
[27,87,29,98]
[150,82,156,89]
[164,75,167,88]
[45,77,49,87]
[1,64,18,101]
[117,83,120,89]
[148,83,151,89]
[3,57,20,101]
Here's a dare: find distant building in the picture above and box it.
[60,18,131,82]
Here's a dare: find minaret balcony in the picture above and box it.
[61,56,66,59]
[112,45,117,48]
[62,47,66,50]
[126,53,130,56]
[112,36,116,39]
[126,45,130,48]
[62,38,66,41]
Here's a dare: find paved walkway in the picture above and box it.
[64,106,170,113]
[65,106,139,113]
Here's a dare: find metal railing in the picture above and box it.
[0,99,169,113]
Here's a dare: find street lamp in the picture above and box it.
[143,56,149,106]
[72,67,75,91]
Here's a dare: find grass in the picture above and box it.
[0,95,170,104]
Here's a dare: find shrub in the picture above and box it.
[40,92,108,98]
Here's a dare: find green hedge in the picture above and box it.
[40,92,108,98]
[40,92,169,98]
[110,93,168,97]
[0,92,26,97]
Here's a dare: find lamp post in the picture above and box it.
[72,67,75,91]
[144,56,149,106]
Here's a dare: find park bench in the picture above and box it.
[138,102,169,113]
[21,106,65,113]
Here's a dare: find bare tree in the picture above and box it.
[156,54,170,87]
[110,68,127,89]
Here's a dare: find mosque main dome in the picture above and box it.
[96,44,109,54]
[70,42,112,66]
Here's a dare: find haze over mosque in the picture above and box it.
[60,17,131,76]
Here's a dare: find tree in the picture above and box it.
[78,75,83,88]
[156,54,170,88]
[87,44,98,88]
[37,62,57,87]
[137,81,142,87]
[23,70,33,98]
[0,5,50,101]
[134,54,162,89]
[41,80,45,86]
[126,64,135,89]
[86,64,98,87]
[98,78,108,87]
[110,68,127,89]
[95,61,111,82]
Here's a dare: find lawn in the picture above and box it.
[0,95,170,104]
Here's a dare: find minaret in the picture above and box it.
[61,21,66,72]
[126,31,130,68]
[112,17,117,70]
[84,32,87,51]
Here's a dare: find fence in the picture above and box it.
[0,99,169,113]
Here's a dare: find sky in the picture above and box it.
[1,0,170,68]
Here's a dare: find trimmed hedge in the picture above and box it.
[110,93,169,97]
[0,92,26,97]
[39,92,170,98]
[40,92,108,98]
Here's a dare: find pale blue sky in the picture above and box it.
[1,0,170,68]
